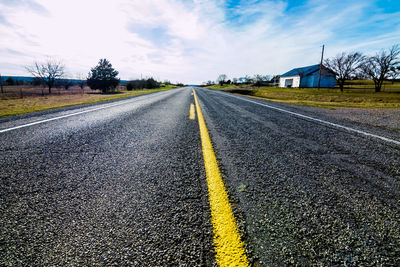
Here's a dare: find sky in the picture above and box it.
[0,0,399,84]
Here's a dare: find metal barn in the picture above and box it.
[279,64,336,88]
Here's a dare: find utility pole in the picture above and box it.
[317,44,325,90]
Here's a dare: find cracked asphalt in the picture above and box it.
[1,87,399,266]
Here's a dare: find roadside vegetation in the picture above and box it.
[0,86,176,117]
[203,44,400,109]
[0,58,183,117]
[205,81,400,109]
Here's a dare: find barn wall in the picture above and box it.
[300,75,315,87]
[300,73,336,88]
[319,76,336,88]
[279,75,300,88]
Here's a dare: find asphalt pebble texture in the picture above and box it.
[196,88,399,266]
[2,86,399,266]
[0,88,215,266]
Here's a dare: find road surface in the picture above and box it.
[1,87,399,265]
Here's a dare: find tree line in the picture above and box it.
[324,44,400,92]
[0,58,180,95]
[205,74,279,87]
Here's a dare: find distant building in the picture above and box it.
[279,64,336,88]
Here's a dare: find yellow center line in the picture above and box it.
[189,103,196,120]
[193,89,249,266]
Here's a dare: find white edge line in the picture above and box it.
[0,90,173,134]
[204,89,400,146]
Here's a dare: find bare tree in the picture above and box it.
[253,74,271,87]
[238,76,248,84]
[360,45,400,92]
[271,75,280,85]
[76,73,86,93]
[206,80,214,86]
[324,52,364,92]
[62,79,73,90]
[26,59,65,94]
[389,66,400,83]
[217,74,227,85]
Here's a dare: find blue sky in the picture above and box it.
[0,0,399,83]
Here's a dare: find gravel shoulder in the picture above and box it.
[240,94,400,142]
[317,107,400,131]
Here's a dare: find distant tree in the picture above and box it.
[217,74,227,86]
[324,52,364,92]
[126,77,160,90]
[0,74,3,94]
[87,59,120,93]
[59,79,73,90]
[145,77,160,89]
[232,78,238,85]
[76,73,86,93]
[254,74,270,87]
[226,79,231,84]
[360,45,400,92]
[127,79,145,90]
[254,74,262,86]
[26,59,65,94]
[271,75,280,84]
[32,77,43,86]
[5,77,14,86]
[389,65,400,83]
[126,82,134,91]
[239,75,251,84]
[206,80,213,85]
[352,72,368,80]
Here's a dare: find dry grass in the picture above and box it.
[206,81,400,109]
[0,85,176,117]
[343,79,400,90]
[251,88,400,109]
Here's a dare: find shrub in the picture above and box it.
[126,78,160,90]
[87,59,120,93]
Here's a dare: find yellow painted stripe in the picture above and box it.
[189,103,196,120]
[193,89,249,267]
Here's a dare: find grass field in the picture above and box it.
[206,80,400,109]
[0,85,177,117]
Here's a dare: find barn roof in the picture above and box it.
[281,64,320,77]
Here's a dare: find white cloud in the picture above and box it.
[0,0,399,84]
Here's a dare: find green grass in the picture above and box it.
[0,86,177,117]
[205,82,400,109]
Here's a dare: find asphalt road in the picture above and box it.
[195,88,399,266]
[0,88,215,266]
[1,87,399,266]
